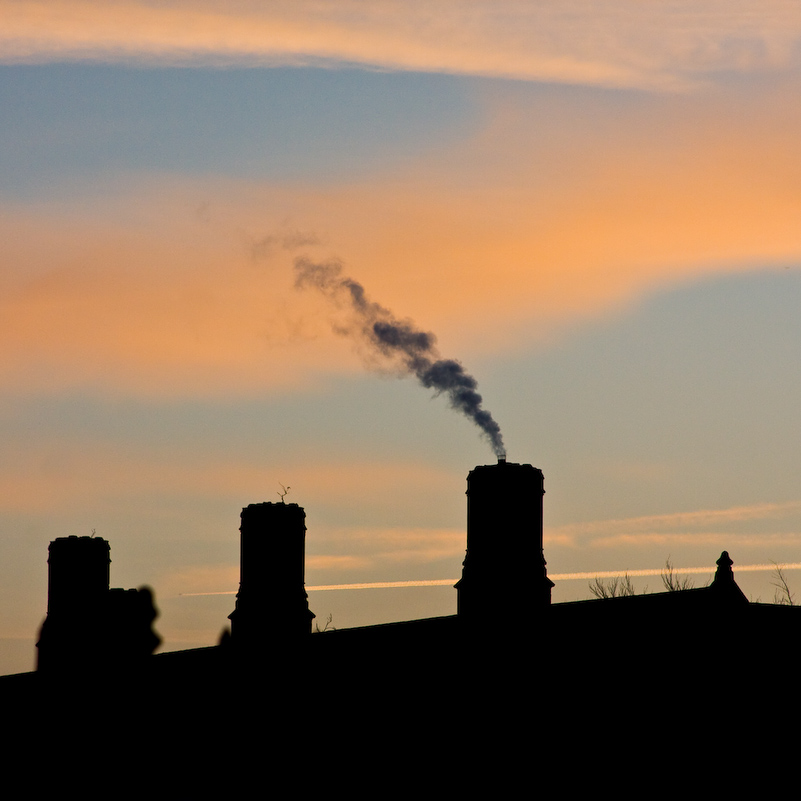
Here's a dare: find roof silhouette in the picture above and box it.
[2,460,799,792]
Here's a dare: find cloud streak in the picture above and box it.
[4,2,801,89]
[555,502,801,537]
[548,502,801,550]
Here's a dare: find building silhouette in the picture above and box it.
[36,535,160,674]
[3,459,800,792]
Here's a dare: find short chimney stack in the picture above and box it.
[229,502,315,649]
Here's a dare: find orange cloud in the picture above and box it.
[3,74,801,398]
[0,429,457,517]
[0,195,364,397]
[158,564,239,598]
[265,79,801,356]
[3,1,801,89]
[548,502,801,549]
[308,527,465,567]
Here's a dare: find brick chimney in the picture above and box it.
[228,502,315,649]
[456,459,553,626]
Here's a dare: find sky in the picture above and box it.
[3,1,801,675]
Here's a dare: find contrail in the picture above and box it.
[307,579,456,591]
[178,580,454,596]
[303,562,801,589]
[294,256,506,458]
[178,562,801,596]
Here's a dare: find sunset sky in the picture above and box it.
[3,2,801,675]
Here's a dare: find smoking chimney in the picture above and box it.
[456,459,553,625]
[228,502,315,649]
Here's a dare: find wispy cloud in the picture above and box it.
[552,562,801,582]
[0,198,354,398]
[549,502,801,549]
[165,528,465,597]
[0,441,457,515]
[307,527,465,576]
[160,564,239,598]
[4,2,801,89]
[159,507,801,599]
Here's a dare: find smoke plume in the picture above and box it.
[294,257,506,458]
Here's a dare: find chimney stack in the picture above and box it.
[37,536,159,672]
[36,536,111,671]
[229,502,315,649]
[456,460,553,625]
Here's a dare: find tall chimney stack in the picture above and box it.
[456,460,553,625]
[229,502,315,649]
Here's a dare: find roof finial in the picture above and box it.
[713,551,734,584]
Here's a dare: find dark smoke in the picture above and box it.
[294,257,506,458]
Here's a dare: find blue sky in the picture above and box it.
[3,2,801,674]
[1,64,478,194]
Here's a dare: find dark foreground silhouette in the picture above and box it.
[3,461,799,793]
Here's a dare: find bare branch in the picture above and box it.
[314,613,336,633]
[589,576,616,599]
[771,561,795,606]
[661,557,694,592]
[588,573,639,599]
